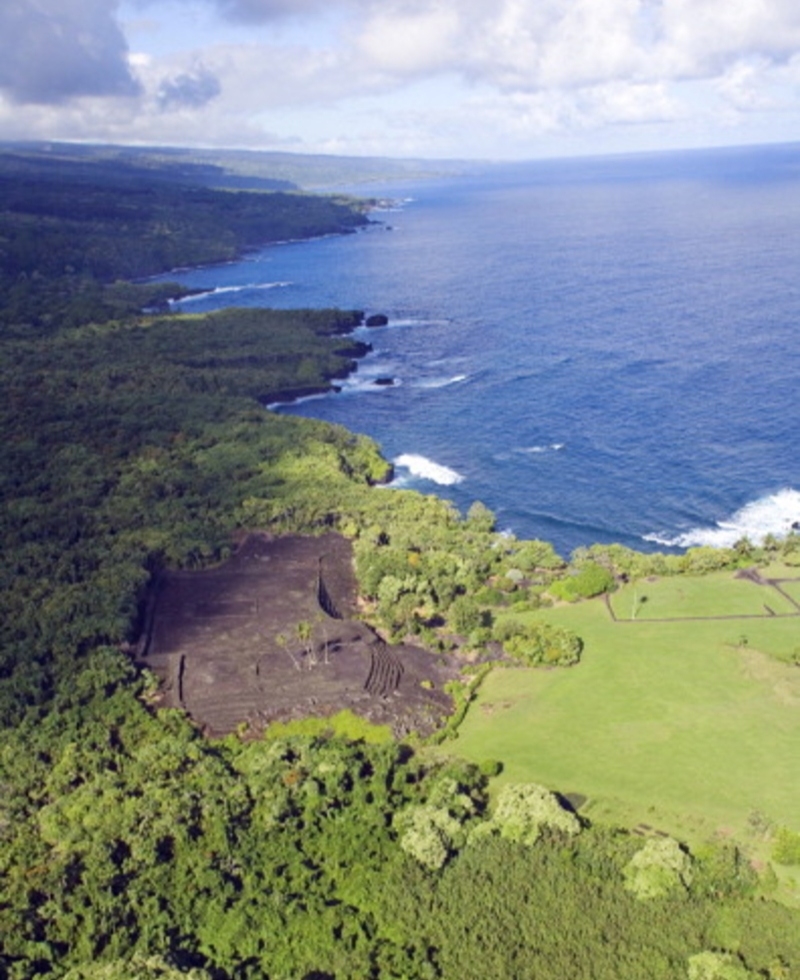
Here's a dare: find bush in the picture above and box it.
[395,804,463,870]
[448,596,486,635]
[772,827,800,865]
[687,951,757,980]
[470,782,581,846]
[549,562,615,601]
[494,619,582,667]
[623,836,693,900]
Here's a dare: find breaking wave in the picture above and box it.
[644,488,800,549]
[171,282,291,304]
[414,374,468,389]
[341,375,401,392]
[518,443,565,454]
[393,453,464,486]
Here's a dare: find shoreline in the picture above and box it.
[261,310,386,410]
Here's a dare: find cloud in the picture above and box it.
[348,0,800,92]
[185,0,348,23]
[0,0,141,105]
[577,81,679,125]
[2,0,800,158]
[654,0,800,77]
[357,6,460,75]
[157,65,222,110]
[713,59,776,112]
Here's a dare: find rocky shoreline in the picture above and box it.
[261,310,389,408]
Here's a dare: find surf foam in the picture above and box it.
[415,374,468,389]
[518,443,565,454]
[172,282,291,304]
[394,453,464,486]
[644,488,800,549]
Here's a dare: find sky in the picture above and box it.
[1,0,800,160]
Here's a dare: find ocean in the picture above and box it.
[159,143,800,558]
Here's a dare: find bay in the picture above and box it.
[158,143,800,557]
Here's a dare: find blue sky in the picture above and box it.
[1,0,800,159]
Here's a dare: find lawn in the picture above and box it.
[454,588,800,849]
[779,579,800,606]
[608,569,799,620]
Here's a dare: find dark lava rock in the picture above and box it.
[365,313,389,327]
[333,341,373,358]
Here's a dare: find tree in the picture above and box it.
[395,805,464,870]
[623,836,693,900]
[470,783,580,846]
[466,501,496,533]
[64,955,213,980]
[275,632,300,671]
[494,619,582,666]
[772,827,800,865]
[687,950,758,980]
[296,619,316,666]
[549,561,615,601]
[448,595,484,636]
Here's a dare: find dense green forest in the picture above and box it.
[0,153,368,336]
[2,153,800,979]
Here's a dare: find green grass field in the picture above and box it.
[608,570,800,620]
[781,579,800,605]
[454,572,800,856]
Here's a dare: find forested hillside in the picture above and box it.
[0,156,368,335]
[2,153,800,979]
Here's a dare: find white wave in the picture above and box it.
[518,443,565,454]
[370,197,414,213]
[415,374,468,389]
[394,453,464,486]
[171,282,291,304]
[644,488,800,549]
[265,391,330,411]
[385,317,450,328]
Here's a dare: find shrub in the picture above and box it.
[448,596,485,635]
[623,836,693,900]
[470,782,580,847]
[549,562,615,601]
[494,619,582,667]
[772,827,800,865]
[687,950,757,980]
[395,804,464,870]
[478,759,503,777]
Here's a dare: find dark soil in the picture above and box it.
[136,533,456,738]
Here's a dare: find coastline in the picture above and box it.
[260,311,384,410]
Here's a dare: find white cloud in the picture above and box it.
[4,0,800,157]
[713,58,777,112]
[356,5,460,75]
[654,0,800,77]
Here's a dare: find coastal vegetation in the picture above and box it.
[0,155,368,337]
[2,149,800,978]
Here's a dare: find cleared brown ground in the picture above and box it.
[136,533,455,737]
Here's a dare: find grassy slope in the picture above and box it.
[455,572,800,853]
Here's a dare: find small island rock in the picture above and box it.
[365,313,389,327]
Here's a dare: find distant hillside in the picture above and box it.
[0,146,371,334]
[0,140,476,191]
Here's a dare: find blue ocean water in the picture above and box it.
[159,143,800,557]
